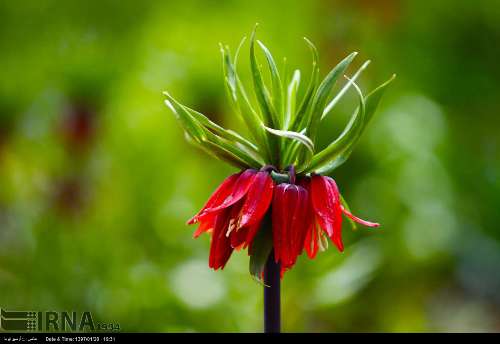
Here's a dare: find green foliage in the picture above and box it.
[165,28,394,173]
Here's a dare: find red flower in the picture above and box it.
[188,169,379,275]
[272,182,310,274]
[302,174,380,259]
[188,169,274,270]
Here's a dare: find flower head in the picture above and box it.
[165,26,394,278]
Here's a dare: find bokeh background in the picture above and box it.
[1,0,500,332]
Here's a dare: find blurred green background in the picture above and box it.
[1,0,500,332]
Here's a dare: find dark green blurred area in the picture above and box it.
[1,0,500,332]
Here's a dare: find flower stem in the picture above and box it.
[263,250,281,333]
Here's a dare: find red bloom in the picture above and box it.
[302,174,380,259]
[188,169,274,270]
[188,169,379,275]
[272,183,310,274]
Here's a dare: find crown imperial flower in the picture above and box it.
[164,26,394,278]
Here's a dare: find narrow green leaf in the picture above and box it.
[284,69,301,130]
[249,25,276,128]
[322,60,371,119]
[164,97,206,143]
[257,39,283,128]
[175,97,261,154]
[184,131,249,169]
[263,125,314,154]
[306,76,366,172]
[165,92,264,168]
[307,52,358,141]
[203,131,263,168]
[291,37,319,132]
[220,43,274,163]
[201,140,252,169]
[306,74,396,174]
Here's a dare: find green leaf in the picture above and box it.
[322,59,371,120]
[284,69,301,130]
[249,213,273,280]
[249,25,276,128]
[306,52,358,141]
[201,140,252,169]
[291,37,319,132]
[257,39,283,128]
[164,97,206,144]
[306,76,366,172]
[220,43,274,163]
[184,132,249,169]
[263,126,314,154]
[306,74,396,174]
[164,92,264,168]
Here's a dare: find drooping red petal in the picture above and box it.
[325,177,344,252]
[281,184,298,268]
[272,183,309,272]
[290,186,309,261]
[304,221,319,259]
[237,171,274,229]
[197,169,257,220]
[298,176,318,259]
[272,183,288,264]
[208,208,234,270]
[341,205,380,228]
[187,172,241,225]
[310,175,343,252]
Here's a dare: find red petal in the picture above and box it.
[293,186,310,257]
[272,184,288,264]
[198,169,257,220]
[237,171,274,229]
[193,213,216,238]
[325,177,344,252]
[311,175,343,252]
[304,221,319,259]
[272,184,309,271]
[208,209,234,270]
[187,172,240,225]
[281,185,299,268]
[298,176,318,259]
[341,205,380,227]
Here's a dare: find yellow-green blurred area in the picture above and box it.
[1,0,500,333]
